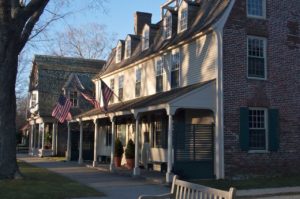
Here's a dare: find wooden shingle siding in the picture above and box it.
[181,32,217,87]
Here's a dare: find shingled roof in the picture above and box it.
[29,55,105,118]
[75,79,215,119]
[95,0,230,78]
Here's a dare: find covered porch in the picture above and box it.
[68,80,222,182]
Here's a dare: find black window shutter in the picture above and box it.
[268,109,279,152]
[240,107,249,151]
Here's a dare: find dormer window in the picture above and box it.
[179,8,188,32]
[125,38,131,59]
[116,42,122,63]
[164,14,172,39]
[69,90,78,107]
[142,26,149,50]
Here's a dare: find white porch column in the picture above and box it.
[166,113,174,183]
[29,124,34,155]
[93,119,99,167]
[52,122,57,156]
[109,116,116,172]
[41,123,45,150]
[133,115,140,176]
[66,122,71,161]
[78,120,83,164]
[37,124,41,149]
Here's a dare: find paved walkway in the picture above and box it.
[18,155,169,199]
[18,155,300,199]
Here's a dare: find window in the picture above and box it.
[135,68,141,97]
[125,39,131,59]
[240,107,279,152]
[179,8,188,32]
[31,93,37,108]
[117,124,126,145]
[247,0,266,18]
[151,119,167,148]
[164,14,172,39]
[156,58,164,92]
[118,75,124,101]
[249,108,267,150]
[248,36,266,79]
[171,51,180,88]
[142,27,149,50]
[110,79,114,103]
[105,126,112,146]
[69,90,78,107]
[116,43,122,63]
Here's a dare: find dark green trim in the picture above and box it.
[240,107,249,151]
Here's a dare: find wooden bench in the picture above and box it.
[138,175,236,199]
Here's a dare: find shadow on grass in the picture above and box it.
[0,162,104,199]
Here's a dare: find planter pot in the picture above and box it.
[126,158,135,170]
[114,157,122,167]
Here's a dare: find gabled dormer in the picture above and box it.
[178,0,200,33]
[163,9,178,39]
[125,34,140,59]
[142,25,150,51]
[116,40,124,63]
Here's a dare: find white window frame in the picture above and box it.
[247,36,267,80]
[170,49,181,89]
[135,67,142,97]
[155,57,164,93]
[116,42,122,63]
[69,90,79,108]
[125,37,131,59]
[30,92,37,108]
[178,7,188,32]
[118,75,124,101]
[142,26,150,51]
[247,0,266,19]
[248,107,268,153]
[110,78,115,104]
[164,14,172,39]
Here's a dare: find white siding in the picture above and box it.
[96,32,218,105]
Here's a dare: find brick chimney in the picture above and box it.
[134,12,152,36]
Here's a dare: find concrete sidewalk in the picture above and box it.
[18,155,300,199]
[18,155,169,199]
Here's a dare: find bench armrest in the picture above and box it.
[138,193,174,199]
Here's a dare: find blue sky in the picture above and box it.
[57,0,166,44]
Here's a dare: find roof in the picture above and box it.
[75,79,215,119]
[34,55,106,71]
[97,0,230,77]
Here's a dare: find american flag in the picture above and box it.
[80,91,101,109]
[101,80,114,111]
[52,95,72,123]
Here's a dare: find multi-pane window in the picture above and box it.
[31,93,37,108]
[248,37,266,79]
[110,79,114,103]
[116,44,122,63]
[164,15,172,39]
[247,0,265,18]
[151,119,167,149]
[249,108,267,150]
[171,51,180,89]
[69,91,78,107]
[179,8,188,32]
[125,39,131,59]
[118,75,124,101]
[135,68,141,97]
[156,58,164,93]
[142,28,149,50]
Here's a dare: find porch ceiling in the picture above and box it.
[75,79,216,120]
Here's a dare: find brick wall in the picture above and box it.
[223,0,300,178]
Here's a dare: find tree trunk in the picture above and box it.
[0,29,19,179]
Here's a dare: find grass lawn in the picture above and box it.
[192,175,300,190]
[0,162,104,199]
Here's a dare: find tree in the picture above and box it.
[0,0,106,179]
[49,23,116,59]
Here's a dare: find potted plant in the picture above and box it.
[125,139,135,169]
[114,138,124,167]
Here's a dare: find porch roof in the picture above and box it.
[75,79,215,120]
